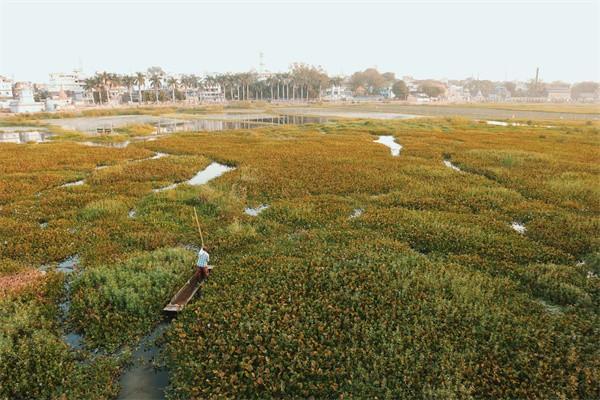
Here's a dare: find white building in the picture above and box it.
[48,70,85,94]
[446,84,470,103]
[323,85,353,101]
[546,83,571,102]
[199,84,224,102]
[407,93,431,104]
[0,76,14,109]
[9,84,44,113]
[0,76,13,98]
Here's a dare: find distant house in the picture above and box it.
[576,91,599,103]
[407,93,431,104]
[546,83,571,102]
[446,84,470,103]
[9,83,44,113]
[0,76,13,98]
[323,85,353,101]
[0,76,14,109]
[45,89,72,112]
[489,84,511,101]
[378,85,395,99]
[471,90,486,102]
[199,84,224,102]
[48,70,86,102]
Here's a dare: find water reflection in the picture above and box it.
[80,141,131,148]
[117,322,170,400]
[154,114,331,134]
[0,131,51,144]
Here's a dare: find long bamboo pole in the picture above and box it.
[193,207,204,249]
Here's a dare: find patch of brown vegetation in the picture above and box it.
[0,269,45,298]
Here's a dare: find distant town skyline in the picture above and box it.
[1,0,599,83]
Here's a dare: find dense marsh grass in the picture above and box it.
[0,116,598,398]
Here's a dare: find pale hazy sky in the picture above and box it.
[1,0,598,83]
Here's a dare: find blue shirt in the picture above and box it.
[196,249,210,268]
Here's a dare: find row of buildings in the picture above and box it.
[1,70,598,113]
[325,77,598,104]
[0,70,227,113]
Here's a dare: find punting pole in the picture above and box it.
[193,207,204,249]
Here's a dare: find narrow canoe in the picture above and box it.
[163,266,213,312]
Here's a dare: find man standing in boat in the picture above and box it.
[195,247,210,280]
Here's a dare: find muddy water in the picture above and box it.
[40,255,85,349]
[117,322,170,400]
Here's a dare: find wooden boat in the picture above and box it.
[163,266,213,313]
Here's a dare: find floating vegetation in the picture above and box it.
[0,116,598,399]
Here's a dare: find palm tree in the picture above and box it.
[190,74,200,102]
[83,77,99,104]
[233,73,242,100]
[216,74,228,101]
[135,72,146,104]
[167,77,178,102]
[121,75,136,103]
[109,73,121,102]
[179,75,196,100]
[150,73,163,103]
[97,71,112,103]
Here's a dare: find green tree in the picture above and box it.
[392,80,409,100]
[419,81,445,98]
[465,79,495,97]
[571,81,598,100]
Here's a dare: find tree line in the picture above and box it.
[82,65,599,104]
[83,63,335,104]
